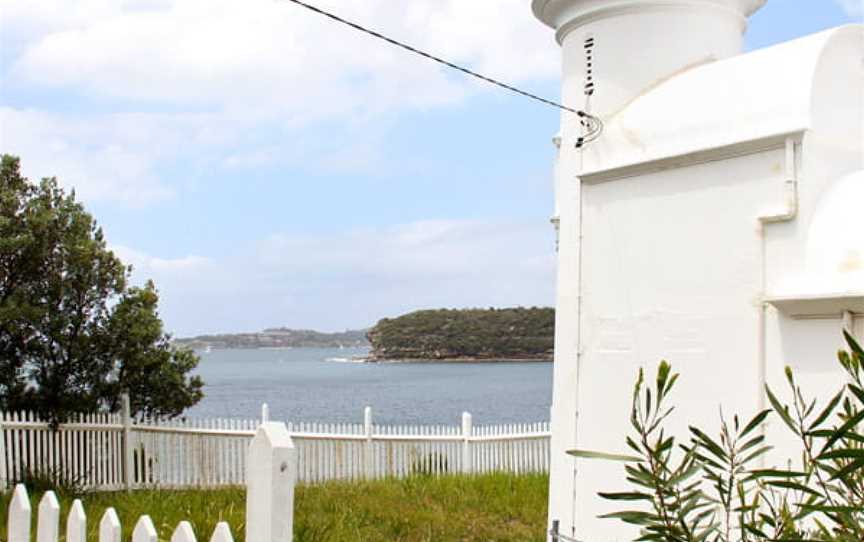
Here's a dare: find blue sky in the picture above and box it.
[1,0,860,336]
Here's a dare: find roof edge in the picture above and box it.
[579,131,806,184]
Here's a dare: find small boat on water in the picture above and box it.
[324,355,367,363]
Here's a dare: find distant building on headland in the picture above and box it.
[531,0,863,539]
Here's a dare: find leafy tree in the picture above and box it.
[0,154,203,422]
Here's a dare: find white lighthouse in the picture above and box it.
[532,1,864,539]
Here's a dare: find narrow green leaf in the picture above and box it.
[743,524,768,538]
[689,426,728,460]
[657,361,670,399]
[665,373,680,398]
[737,434,765,454]
[645,387,652,418]
[848,383,864,405]
[799,503,863,513]
[827,457,864,481]
[765,385,798,435]
[668,460,703,486]
[626,436,642,455]
[844,329,863,358]
[598,491,654,501]
[740,409,771,437]
[815,448,864,461]
[633,367,645,404]
[740,444,773,465]
[804,397,816,418]
[819,408,864,452]
[784,365,795,387]
[807,388,844,431]
[747,469,806,478]
[597,510,655,525]
[764,479,821,497]
[567,448,642,462]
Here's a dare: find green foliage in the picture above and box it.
[0,154,203,423]
[409,452,449,476]
[0,473,549,541]
[367,307,554,360]
[572,332,864,541]
[11,467,88,499]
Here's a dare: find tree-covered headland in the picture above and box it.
[366,307,554,361]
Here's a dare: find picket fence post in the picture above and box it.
[36,490,60,542]
[0,413,7,490]
[171,520,197,542]
[133,515,158,542]
[461,412,473,474]
[245,422,296,542]
[210,522,235,542]
[363,406,373,479]
[122,393,134,491]
[100,507,122,542]
[8,484,31,542]
[66,499,87,542]
[4,482,247,542]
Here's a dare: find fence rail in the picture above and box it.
[0,401,550,490]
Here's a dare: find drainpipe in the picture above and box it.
[759,138,799,224]
[551,133,563,253]
[756,136,800,450]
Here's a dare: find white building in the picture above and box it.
[531,1,863,539]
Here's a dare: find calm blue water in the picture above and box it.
[187,347,552,425]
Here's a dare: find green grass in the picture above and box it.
[1,473,548,541]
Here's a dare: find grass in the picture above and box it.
[1,472,548,541]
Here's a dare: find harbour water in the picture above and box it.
[187,347,553,425]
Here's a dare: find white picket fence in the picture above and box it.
[0,400,550,490]
[6,422,296,542]
[6,484,234,541]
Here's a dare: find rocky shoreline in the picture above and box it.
[360,354,552,363]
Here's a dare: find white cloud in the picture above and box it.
[116,219,556,336]
[0,107,221,204]
[4,0,558,117]
[835,0,864,17]
[112,245,211,277]
[0,2,558,334]
[0,108,180,204]
[0,0,560,205]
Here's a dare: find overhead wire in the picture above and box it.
[277,0,603,147]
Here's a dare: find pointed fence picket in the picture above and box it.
[0,403,550,491]
[171,521,196,542]
[132,516,157,542]
[99,508,121,542]
[36,491,59,542]
[6,485,239,542]
[66,499,86,542]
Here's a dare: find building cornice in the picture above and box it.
[578,131,806,184]
[532,0,761,43]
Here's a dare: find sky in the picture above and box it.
[0,0,861,336]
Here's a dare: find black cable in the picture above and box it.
[277,0,603,138]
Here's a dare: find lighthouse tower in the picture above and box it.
[532,1,864,539]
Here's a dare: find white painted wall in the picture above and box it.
[762,26,864,472]
[575,150,782,540]
[533,1,864,539]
